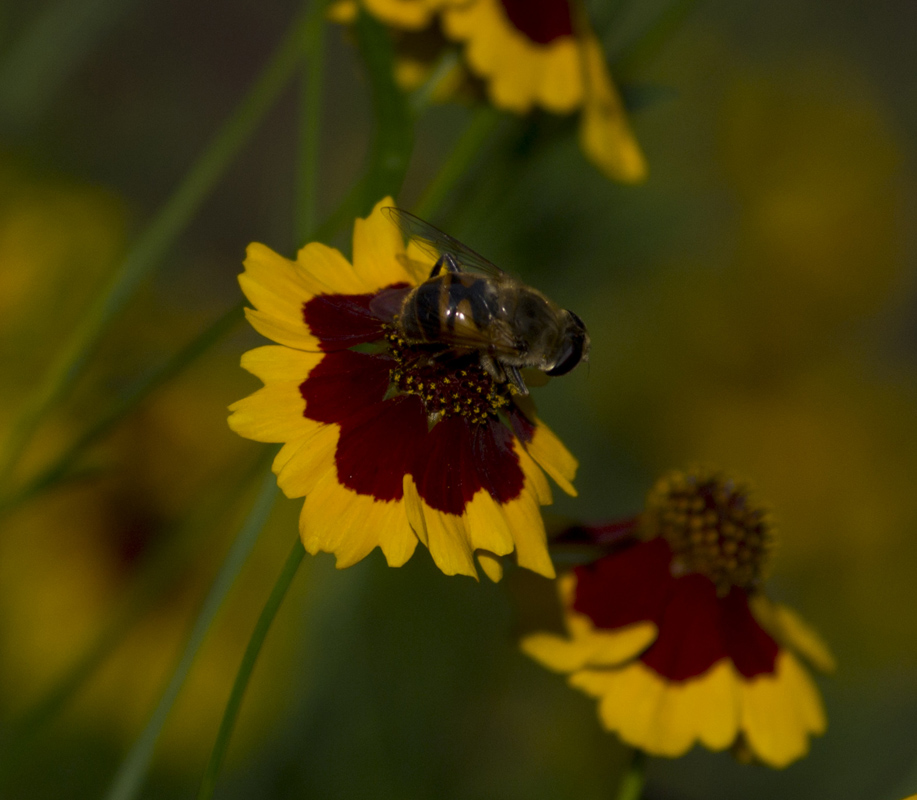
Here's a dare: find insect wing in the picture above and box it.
[383,207,505,277]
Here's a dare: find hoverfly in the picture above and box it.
[372,207,589,396]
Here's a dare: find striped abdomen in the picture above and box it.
[399,272,500,345]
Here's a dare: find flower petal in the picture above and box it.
[578,32,647,183]
[476,550,504,582]
[294,240,372,295]
[299,468,417,569]
[500,485,555,578]
[526,417,578,497]
[572,659,741,757]
[750,595,836,674]
[740,651,827,768]
[522,621,656,673]
[273,424,341,499]
[227,347,325,443]
[351,198,416,291]
[423,506,479,579]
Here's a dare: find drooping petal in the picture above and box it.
[749,594,837,674]
[578,32,647,183]
[500,486,555,578]
[525,417,578,497]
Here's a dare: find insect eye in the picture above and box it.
[545,312,588,377]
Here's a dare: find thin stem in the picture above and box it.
[615,749,646,800]
[611,0,699,73]
[411,106,504,222]
[0,1,325,490]
[295,11,326,246]
[197,538,306,800]
[103,470,280,800]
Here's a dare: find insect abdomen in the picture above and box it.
[400,273,497,343]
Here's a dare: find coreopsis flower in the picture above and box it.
[330,0,647,183]
[228,198,577,581]
[522,468,834,768]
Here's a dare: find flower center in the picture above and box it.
[384,327,512,425]
[642,469,774,594]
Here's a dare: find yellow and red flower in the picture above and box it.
[331,0,647,183]
[228,198,577,581]
[522,468,834,768]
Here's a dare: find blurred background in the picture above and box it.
[0,0,915,798]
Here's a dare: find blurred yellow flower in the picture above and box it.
[0,166,296,769]
[523,468,833,768]
[330,0,647,182]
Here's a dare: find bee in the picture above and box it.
[373,207,590,396]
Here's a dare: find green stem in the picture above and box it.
[296,11,326,246]
[0,1,325,490]
[411,106,504,222]
[197,539,305,800]
[354,8,414,213]
[103,469,280,800]
[611,0,699,73]
[615,749,646,800]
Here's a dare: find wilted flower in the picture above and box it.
[330,0,647,182]
[228,198,577,581]
[522,468,834,768]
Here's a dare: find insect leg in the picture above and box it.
[504,365,529,396]
[429,253,461,277]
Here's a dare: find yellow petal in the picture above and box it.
[513,439,552,506]
[521,621,655,673]
[464,489,515,556]
[573,659,741,758]
[501,487,555,578]
[351,198,415,291]
[294,240,369,295]
[241,242,321,308]
[227,383,318,445]
[538,38,583,113]
[750,594,836,674]
[422,508,478,579]
[526,418,578,497]
[239,344,323,383]
[476,550,504,582]
[298,469,416,569]
[363,0,435,29]
[273,423,340,499]
[402,474,429,547]
[740,650,827,768]
[578,33,647,183]
[243,307,320,352]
